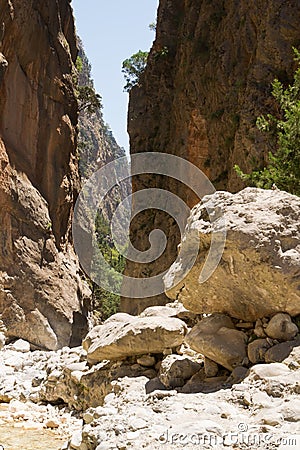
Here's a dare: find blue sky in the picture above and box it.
[72,0,159,153]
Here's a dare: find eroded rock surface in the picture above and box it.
[165,188,300,321]
[0,312,299,449]
[83,315,187,364]
[0,0,90,349]
[185,315,248,371]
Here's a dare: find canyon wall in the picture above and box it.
[0,0,89,349]
[122,0,300,314]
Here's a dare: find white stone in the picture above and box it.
[84,316,187,364]
[11,339,31,352]
[70,430,83,449]
[129,418,148,431]
[250,363,291,380]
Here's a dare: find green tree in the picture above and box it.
[77,85,102,114]
[122,50,149,92]
[235,48,300,196]
[90,212,126,322]
[76,56,83,73]
[149,21,156,31]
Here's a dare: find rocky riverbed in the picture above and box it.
[1,306,300,450]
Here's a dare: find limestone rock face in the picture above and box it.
[0,0,90,349]
[122,0,300,314]
[83,315,187,365]
[165,188,300,321]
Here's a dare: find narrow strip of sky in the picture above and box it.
[72,0,159,154]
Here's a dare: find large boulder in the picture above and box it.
[83,315,187,365]
[265,313,299,341]
[158,354,202,388]
[164,188,300,321]
[247,339,271,364]
[185,314,248,371]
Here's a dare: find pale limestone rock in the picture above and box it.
[247,338,271,364]
[265,313,299,341]
[165,189,300,321]
[83,316,187,364]
[140,305,181,318]
[251,391,273,408]
[159,354,201,388]
[140,303,199,326]
[280,399,300,422]
[104,313,136,324]
[10,339,30,353]
[282,344,300,369]
[259,411,283,426]
[185,315,247,371]
[249,363,291,380]
[70,430,84,449]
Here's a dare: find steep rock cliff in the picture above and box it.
[77,39,129,219]
[0,0,89,349]
[122,0,300,314]
[77,39,126,182]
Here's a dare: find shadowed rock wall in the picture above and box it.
[0,0,90,349]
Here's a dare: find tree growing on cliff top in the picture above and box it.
[77,85,102,114]
[235,47,300,196]
[122,50,149,92]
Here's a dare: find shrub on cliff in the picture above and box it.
[235,48,300,196]
[77,85,102,114]
[90,212,126,321]
[122,50,149,92]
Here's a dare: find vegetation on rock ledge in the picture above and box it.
[122,50,149,92]
[235,48,300,196]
